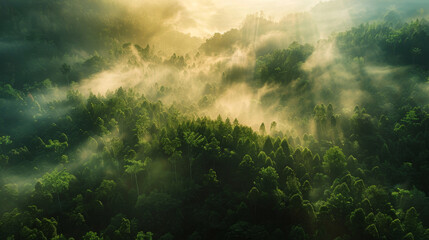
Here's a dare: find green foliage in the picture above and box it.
[365,224,380,240]
[0,136,12,146]
[124,160,146,175]
[136,231,153,240]
[288,225,306,240]
[39,169,75,195]
[254,42,314,86]
[203,169,219,186]
[323,146,347,178]
[404,207,420,233]
[403,232,415,240]
[390,219,405,240]
[350,208,366,233]
[0,86,427,239]
[337,19,429,68]
[255,166,279,192]
[0,7,428,240]
[83,231,103,240]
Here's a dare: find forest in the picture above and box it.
[1,0,429,239]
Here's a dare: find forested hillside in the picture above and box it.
[1,0,429,239]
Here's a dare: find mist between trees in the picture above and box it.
[0,0,429,239]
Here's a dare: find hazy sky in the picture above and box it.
[173,0,322,37]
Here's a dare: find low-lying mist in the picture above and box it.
[1,0,428,199]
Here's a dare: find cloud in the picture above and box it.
[176,0,322,37]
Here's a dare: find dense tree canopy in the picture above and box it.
[1,2,429,239]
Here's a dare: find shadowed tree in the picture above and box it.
[403,232,414,240]
[60,63,71,85]
[259,123,266,135]
[323,146,347,179]
[169,151,182,182]
[263,137,274,154]
[255,166,279,193]
[390,219,404,240]
[404,207,420,234]
[288,225,306,240]
[162,137,181,182]
[350,208,366,238]
[183,131,205,180]
[82,231,103,240]
[39,169,75,211]
[124,159,147,197]
[270,121,277,134]
[205,136,221,169]
[136,231,154,240]
[365,224,379,240]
